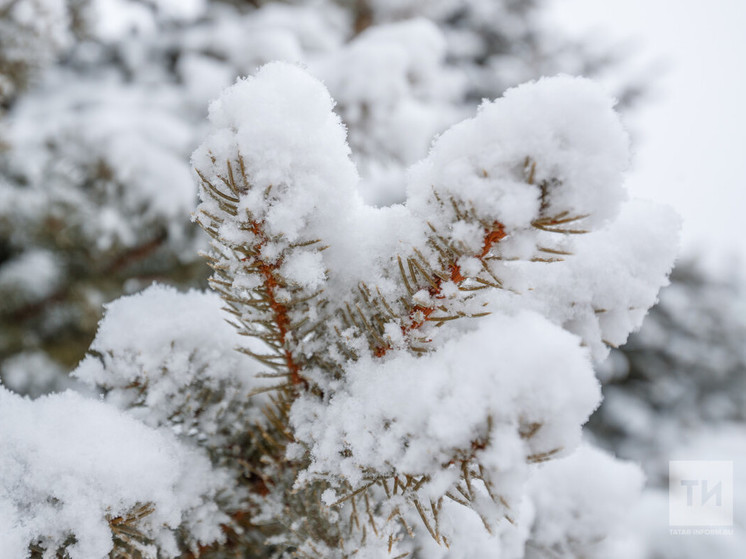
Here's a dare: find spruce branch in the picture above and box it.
[185,64,678,557]
[193,144,353,554]
[195,155,324,391]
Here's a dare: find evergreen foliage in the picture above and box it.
[0,2,691,558]
[0,0,646,388]
[0,62,677,558]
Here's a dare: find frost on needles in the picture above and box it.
[0,62,679,558]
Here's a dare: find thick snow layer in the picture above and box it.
[408,75,629,232]
[517,199,682,361]
[192,62,679,555]
[193,64,677,516]
[75,284,267,439]
[526,445,644,558]
[193,62,361,246]
[0,386,226,558]
[292,311,600,493]
[416,497,533,559]
[77,284,253,385]
[193,62,427,300]
[415,445,645,559]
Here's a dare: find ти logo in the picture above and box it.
[669,461,734,527]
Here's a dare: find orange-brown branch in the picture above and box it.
[377,221,506,357]
[248,222,304,387]
[478,222,506,258]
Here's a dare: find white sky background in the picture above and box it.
[547,0,746,275]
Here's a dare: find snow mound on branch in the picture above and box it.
[0,386,226,558]
[292,311,601,490]
[77,284,253,386]
[417,446,644,559]
[527,199,682,360]
[74,284,267,437]
[189,63,678,554]
[408,75,629,230]
[193,61,360,244]
[191,61,424,296]
[526,444,645,558]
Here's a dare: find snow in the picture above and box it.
[411,445,645,559]
[280,250,327,291]
[0,0,72,101]
[550,0,746,273]
[192,62,426,306]
[194,62,361,246]
[520,199,681,360]
[293,311,600,494]
[526,445,645,558]
[416,497,533,559]
[5,0,70,46]
[0,351,70,398]
[74,284,267,439]
[313,19,464,206]
[91,0,207,40]
[192,66,678,548]
[407,75,630,232]
[291,313,600,485]
[1,7,686,553]
[0,385,226,558]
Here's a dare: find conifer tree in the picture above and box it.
[0,61,678,558]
